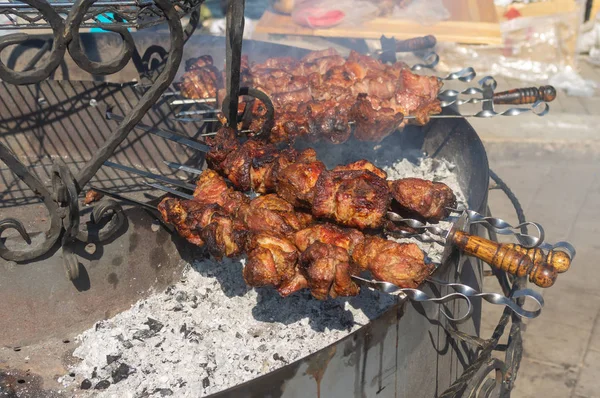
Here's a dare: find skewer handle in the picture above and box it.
[395,35,437,52]
[451,231,557,288]
[503,243,571,274]
[493,86,556,105]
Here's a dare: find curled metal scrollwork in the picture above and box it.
[0,0,188,279]
[0,0,66,84]
[76,199,126,243]
[0,142,62,261]
[65,0,135,75]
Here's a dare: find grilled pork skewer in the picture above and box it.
[154,170,558,291]
[203,127,456,227]
[177,49,441,143]
[155,169,432,299]
[173,48,554,143]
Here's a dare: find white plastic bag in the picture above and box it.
[391,0,450,25]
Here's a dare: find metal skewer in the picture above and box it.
[103,161,196,191]
[106,112,211,152]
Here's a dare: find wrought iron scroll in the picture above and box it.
[0,0,193,280]
[440,184,530,397]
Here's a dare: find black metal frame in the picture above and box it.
[0,0,201,279]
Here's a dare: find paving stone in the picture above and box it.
[587,313,600,353]
[512,357,578,398]
[574,350,600,398]
[521,305,591,367]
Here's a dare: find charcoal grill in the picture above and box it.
[0,1,542,397]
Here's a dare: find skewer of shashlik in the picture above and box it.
[201,126,456,230]
[158,168,433,300]
[175,49,556,143]
[179,49,442,143]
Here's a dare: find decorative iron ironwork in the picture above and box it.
[0,0,203,30]
[0,0,200,279]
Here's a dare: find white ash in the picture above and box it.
[62,156,465,398]
[383,157,467,263]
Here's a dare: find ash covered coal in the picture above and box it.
[61,156,465,397]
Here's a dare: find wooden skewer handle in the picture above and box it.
[452,231,557,288]
[395,35,437,52]
[493,85,557,105]
[504,243,571,274]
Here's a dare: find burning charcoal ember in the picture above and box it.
[133,329,155,341]
[174,291,188,302]
[106,354,121,365]
[144,318,164,333]
[94,380,110,390]
[80,379,92,390]
[111,363,132,384]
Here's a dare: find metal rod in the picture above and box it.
[224,0,246,126]
[163,161,203,175]
[170,98,217,105]
[103,161,196,191]
[106,112,210,152]
[177,109,219,117]
[146,182,195,200]
[88,186,158,212]
[170,117,219,123]
[0,1,138,9]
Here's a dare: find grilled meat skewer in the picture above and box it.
[179,49,442,143]
[204,127,456,228]
[157,170,432,300]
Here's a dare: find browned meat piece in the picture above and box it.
[277,270,309,297]
[180,62,221,99]
[157,198,216,247]
[271,88,313,108]
[294,223,364,253]
[84,189,103,205]
[349,94,404,142]
[304,99,353,144]
[238,194,313,238]
[276,160,326,208]
[253,56,300,71]
[200,213,247,259]
[269,109,312,143]
[352,236,432,288]
[312,169,390,229]
[193,169,230,205]
[390,68,443,125]
[251,148,298,193]
[253,72,308,96]
[220,140,273,191]
[192,169,250,214]
[388,178,456,222]
[332,159,387,179]
[301,48,341,63]
[244,233,299,288]
[347,50,386,73]
[186,55,214,70]
[299,242,359,300]
[206,127,240,169]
